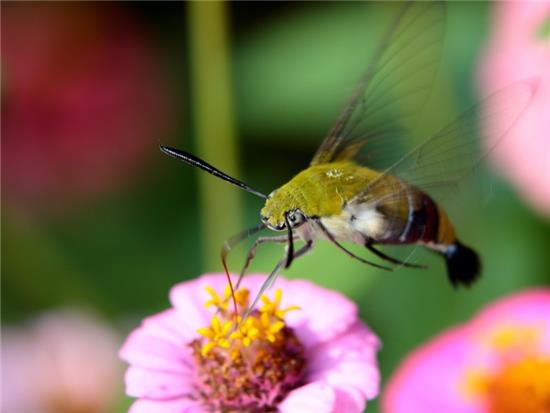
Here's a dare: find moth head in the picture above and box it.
[261,191,305,231]
[261,209,306,231]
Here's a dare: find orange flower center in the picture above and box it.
[485,356,550,413]
[462,324,550,413]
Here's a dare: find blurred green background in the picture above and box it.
[2,2,549,412]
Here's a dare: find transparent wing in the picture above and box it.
[351,80,537,209]
[311,1,446,168]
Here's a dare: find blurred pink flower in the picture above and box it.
[479,1,550,217]
[382,289,550,413]
[1,309,123,413]
[2,3,172,212]
[119,273,381,413]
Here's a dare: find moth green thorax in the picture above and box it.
[261,162,379,229]
[162,1,537,314]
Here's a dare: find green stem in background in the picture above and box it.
[188,1,243,271]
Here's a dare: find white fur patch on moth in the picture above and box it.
[348,205,389,240]
[319,211,364,244]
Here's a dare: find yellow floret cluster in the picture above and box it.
[197,286,299,358]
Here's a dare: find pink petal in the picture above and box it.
[279,381,336,413]
[281,279,358,347]
[2,330,44,411]
[472,289,550,327]
[125,366,194,399]
[200,273,273,291]
[382,326,483,413]
[141,309,199,344]
[119,325,193,373]
[129,398,204,413]
[168,281,212,332]
[197,273,290,302]
[332,388,365,413]
[309,323,380,401]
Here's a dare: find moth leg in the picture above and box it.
[220,223,266,317]
[235,235,290,290]
[244,240,314,320]
[221,223,266,264]
[365,242,427,269]
[283,212,295,269]
[315,220,392,271]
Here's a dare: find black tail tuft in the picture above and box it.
[444,241,481,288]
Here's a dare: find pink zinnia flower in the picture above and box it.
[1,309,123,413]
[120,274,381,412]
[478,1,550,217]
[382,289,550,413]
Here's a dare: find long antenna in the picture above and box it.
[160,145,268,199]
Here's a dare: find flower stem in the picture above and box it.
[188,1,242,271]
